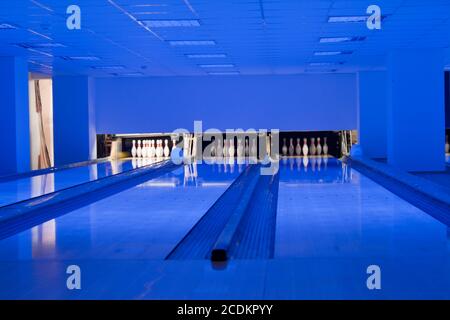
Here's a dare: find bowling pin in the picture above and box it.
[131,140,137,158]
[229,139,235,158]
[323,137,329,156]
[250,139,257,162]
[310,138,316,156]
[143,140,148,158]
[245,139,249,157]
[137,140,142,158]
[446,135,449,154]
[150,140,156,158]
[223,139,228,157]
[217,138,223,159]
[316,137,322,156]
[210,138,216,158]
[282,138,288,156]
[302,138,309,156]
[288,138,294,156]
[237,139,244,158]
[295,138,301,156]
[158,140,163,157]
[164,139,170,157]
[172,139,177,152]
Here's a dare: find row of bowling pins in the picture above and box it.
[282,137,329,157]
[131,139,173,158]
[211,138,257,158]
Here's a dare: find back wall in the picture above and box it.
[94,74,357,133]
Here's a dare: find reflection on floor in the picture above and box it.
[0,158,448,299]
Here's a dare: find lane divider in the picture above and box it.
[166,164,260,260]
[0,157,111,183]
[0,160,179,240]
[345,156,450,226]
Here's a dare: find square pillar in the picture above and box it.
[357,71,388,159]
[387,49,445,172]
[53,76,96,166]
[0,57,30,175]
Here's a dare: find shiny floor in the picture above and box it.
[0,158,448,299]
[0,159,149,208]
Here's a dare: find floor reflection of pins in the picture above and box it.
[289,157,294,171]
[228,157,235,174]
[311,157,316,172]
[132,158,137,169]
[296,157,301,171]
[303,156,309,172]
[317,156,322,171]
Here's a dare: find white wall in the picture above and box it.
[94,74,357,133]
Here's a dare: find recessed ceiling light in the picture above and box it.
[319,36,366,43]
[186,54,227,58]
[92,65,126,70]
[141,19,200,27]
[314,51,353,56]
[208,71,240,75]
[199,64,235,68]
[169,40,216,46]
[0,23,18,29]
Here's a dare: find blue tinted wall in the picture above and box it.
[94,74,357,133]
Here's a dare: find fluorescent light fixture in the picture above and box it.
[0,23,18,29]
[32,43,65,48]
[117,72,144,77]
[132,4,168,7]
[305,68,337,73]
[208,71,240,75]
[60,56,100,61]
[320,36,366,43]
[141,19,200,27]
[27,48,53,57]
[328,16,367,23]
[309,62,343,66]
[92,65,126,70]
[27,29,52,40]
[199,64,235,68]
[186,54,227,58]
[29,60,52,69]
[314,51,353,56]
[132,11,167,15]
[328,15,386,23]
[169,40,216,46]
[16,42,64,49]
[319,37,352,43]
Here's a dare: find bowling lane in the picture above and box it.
[0,161,243,261]
[275,157,448,259]
[0,158,144,208]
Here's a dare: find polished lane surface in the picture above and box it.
[0,158,146,208]
[0,158,448,299]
